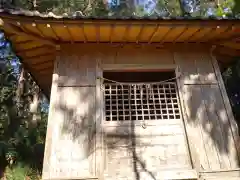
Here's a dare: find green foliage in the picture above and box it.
[215,0,234,17]
[166,0,182,17]
[0,32,48,179]
[0,0,239,179]
[1,0,240,18]
[135,5,147,17]
[4,163,41,180]
[222,58,240,130]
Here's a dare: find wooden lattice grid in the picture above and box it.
[104,82,181,121]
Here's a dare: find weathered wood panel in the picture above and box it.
[48,86,96,179]
[175,51,217,84]
[200,170,240,180]
[182,85,239,169]
[100,45,192,180]
[104,123,192,180]
[43,44,240,180]
[42,47,98,180]
[211,56,240,161]
[58,44,175,70]
[175,50,239,172]
[114,45,174,66]
[42,60,59,180]
[57,45,97,86]
[43,86,97,179]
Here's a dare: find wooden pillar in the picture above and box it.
[42,45,98,179]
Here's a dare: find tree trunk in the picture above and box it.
[29,87,40,127]
[16,66,25,103]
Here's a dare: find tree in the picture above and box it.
[0,0,240,179]
[222,58,240,130]
[0,0,239,18]
[0,32,48,179]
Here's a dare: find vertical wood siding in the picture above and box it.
[42,45,97,179]
[175,51,239,172]
[57,46,96,86]
[43,44,239,180]
[99,45,192,180]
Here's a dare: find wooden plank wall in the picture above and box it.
[42,44,240,180]
[174,51,240,174]
[99,45,194,180]
[101,44,175,70]
[42,45,98,179]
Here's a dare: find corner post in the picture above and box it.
[42,44,61,179]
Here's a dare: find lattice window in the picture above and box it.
[104,82,181,121]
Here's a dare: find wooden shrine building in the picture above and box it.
[1,10,240,180]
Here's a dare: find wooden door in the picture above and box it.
[102,82,193,180]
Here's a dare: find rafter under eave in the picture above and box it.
[0,18,56,47]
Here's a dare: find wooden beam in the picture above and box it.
[200,170,240,179]
[213,45,240,57]
[66,25,74,43]
[17,46,55,58]
[159,27,174,44]
[96,24,100,43]
[147,25,158,44]
[14,39,32,45]
[211,34,240,44]
[173,26,188,43]
[25,54,55,65]
[201,26,230,42]
[38,67,53,75]
[16,41,45,51]
[32,61,53,70]
[0,19,56,47]
[9,34,31,43]
[135,24,144,43]
[109,24,114,43]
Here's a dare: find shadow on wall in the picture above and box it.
[176,50,240,169]
[53,76,159,179]
[52,64,240,179]
[181,64,240,170]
